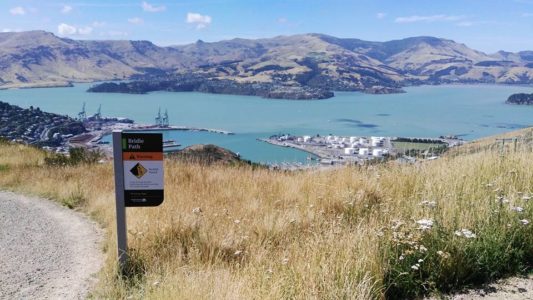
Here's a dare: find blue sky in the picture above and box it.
[1,0,532,52]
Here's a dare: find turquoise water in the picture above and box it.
[1,83,532,163]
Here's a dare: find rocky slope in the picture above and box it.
[1,31,532,95]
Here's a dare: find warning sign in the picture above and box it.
[121,133,164,207]
[130,163,147,178]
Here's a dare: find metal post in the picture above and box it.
[112,130,128,271]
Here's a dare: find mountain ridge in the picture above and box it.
[1,31,532,95]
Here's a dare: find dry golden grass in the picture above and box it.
[0,132,532,299]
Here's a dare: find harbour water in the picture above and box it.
[1,83,532,163]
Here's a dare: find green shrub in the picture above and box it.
[45,147,103,166]
[384,207,533,299]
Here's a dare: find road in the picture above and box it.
[0,191,103,299]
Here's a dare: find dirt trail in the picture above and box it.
[0,191,103,299]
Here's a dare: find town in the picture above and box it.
[0,101,85,151]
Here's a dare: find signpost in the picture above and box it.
[112,130,164,271]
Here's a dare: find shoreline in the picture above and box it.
[68,122,235,157]
[2,80,532,95]
[258,138,326,159]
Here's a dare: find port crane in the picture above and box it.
[162,109,169,127]
[78,102,87,121]
[155,108,169,127]
[94,104,102,121]
[155,107,162,126]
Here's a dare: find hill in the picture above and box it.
[169,144,252,165]
[1,31,532,96]
[506,93,533,105]
[0,128,532,299]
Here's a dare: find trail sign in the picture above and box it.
[121,133,164,207]
[112,130,165,271]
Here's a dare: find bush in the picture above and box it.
[45,147,103,166]
[384,204,533,299]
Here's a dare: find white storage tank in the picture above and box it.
[297,137,304,143]
[350,136,358,143]
[370,136,384,147]
[303,136,312,143]
[372,149,383,157]
[344,148,355,155]
[359,137,368,145]
[359,148,369,155]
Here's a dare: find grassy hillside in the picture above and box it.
[0,130,532,299]
[1,31,532,91]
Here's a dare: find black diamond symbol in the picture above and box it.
[130,163,147,179]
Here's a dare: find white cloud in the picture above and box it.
[376,12,387,19]
[128,17,144,24]
[142,1,166,12]
[61,5,73,14]
[2,28,12,33]
[456,21,474,27]
[10,6,26,16]
[92,21,106,27]
[186,12,212,29]
[78,26,93,35]
[57,23,93,36]
[395,14,465,24]
[58,23,77,35]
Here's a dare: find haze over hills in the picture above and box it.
[1,30,532,95]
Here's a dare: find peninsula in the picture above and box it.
[506,93,533,105]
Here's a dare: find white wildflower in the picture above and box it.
[485,183,494,187]
[512,206,524,213]
[520,219,530,225]
[391,220,404,231]
[152,281,160,286]
[522,196,531,201]
[416,219,433,231]
[234,219,241,224]
[419,245,428,252]
[455,229,476,239]
[496,196,510,204]
[411,264,420,270]
[399,255,404,261]
[418,259,424,263]
[192,207,202,214]
[233,250,243,256]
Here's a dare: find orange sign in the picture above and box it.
[123,152,163,161]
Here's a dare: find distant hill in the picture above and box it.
[1,31,532,95]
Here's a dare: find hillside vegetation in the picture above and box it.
[1,31,532,93]
[0,129,532,299]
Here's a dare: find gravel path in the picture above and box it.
[426,275,533,300]
[0,191,103,299]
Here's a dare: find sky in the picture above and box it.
[1,0,532,53]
